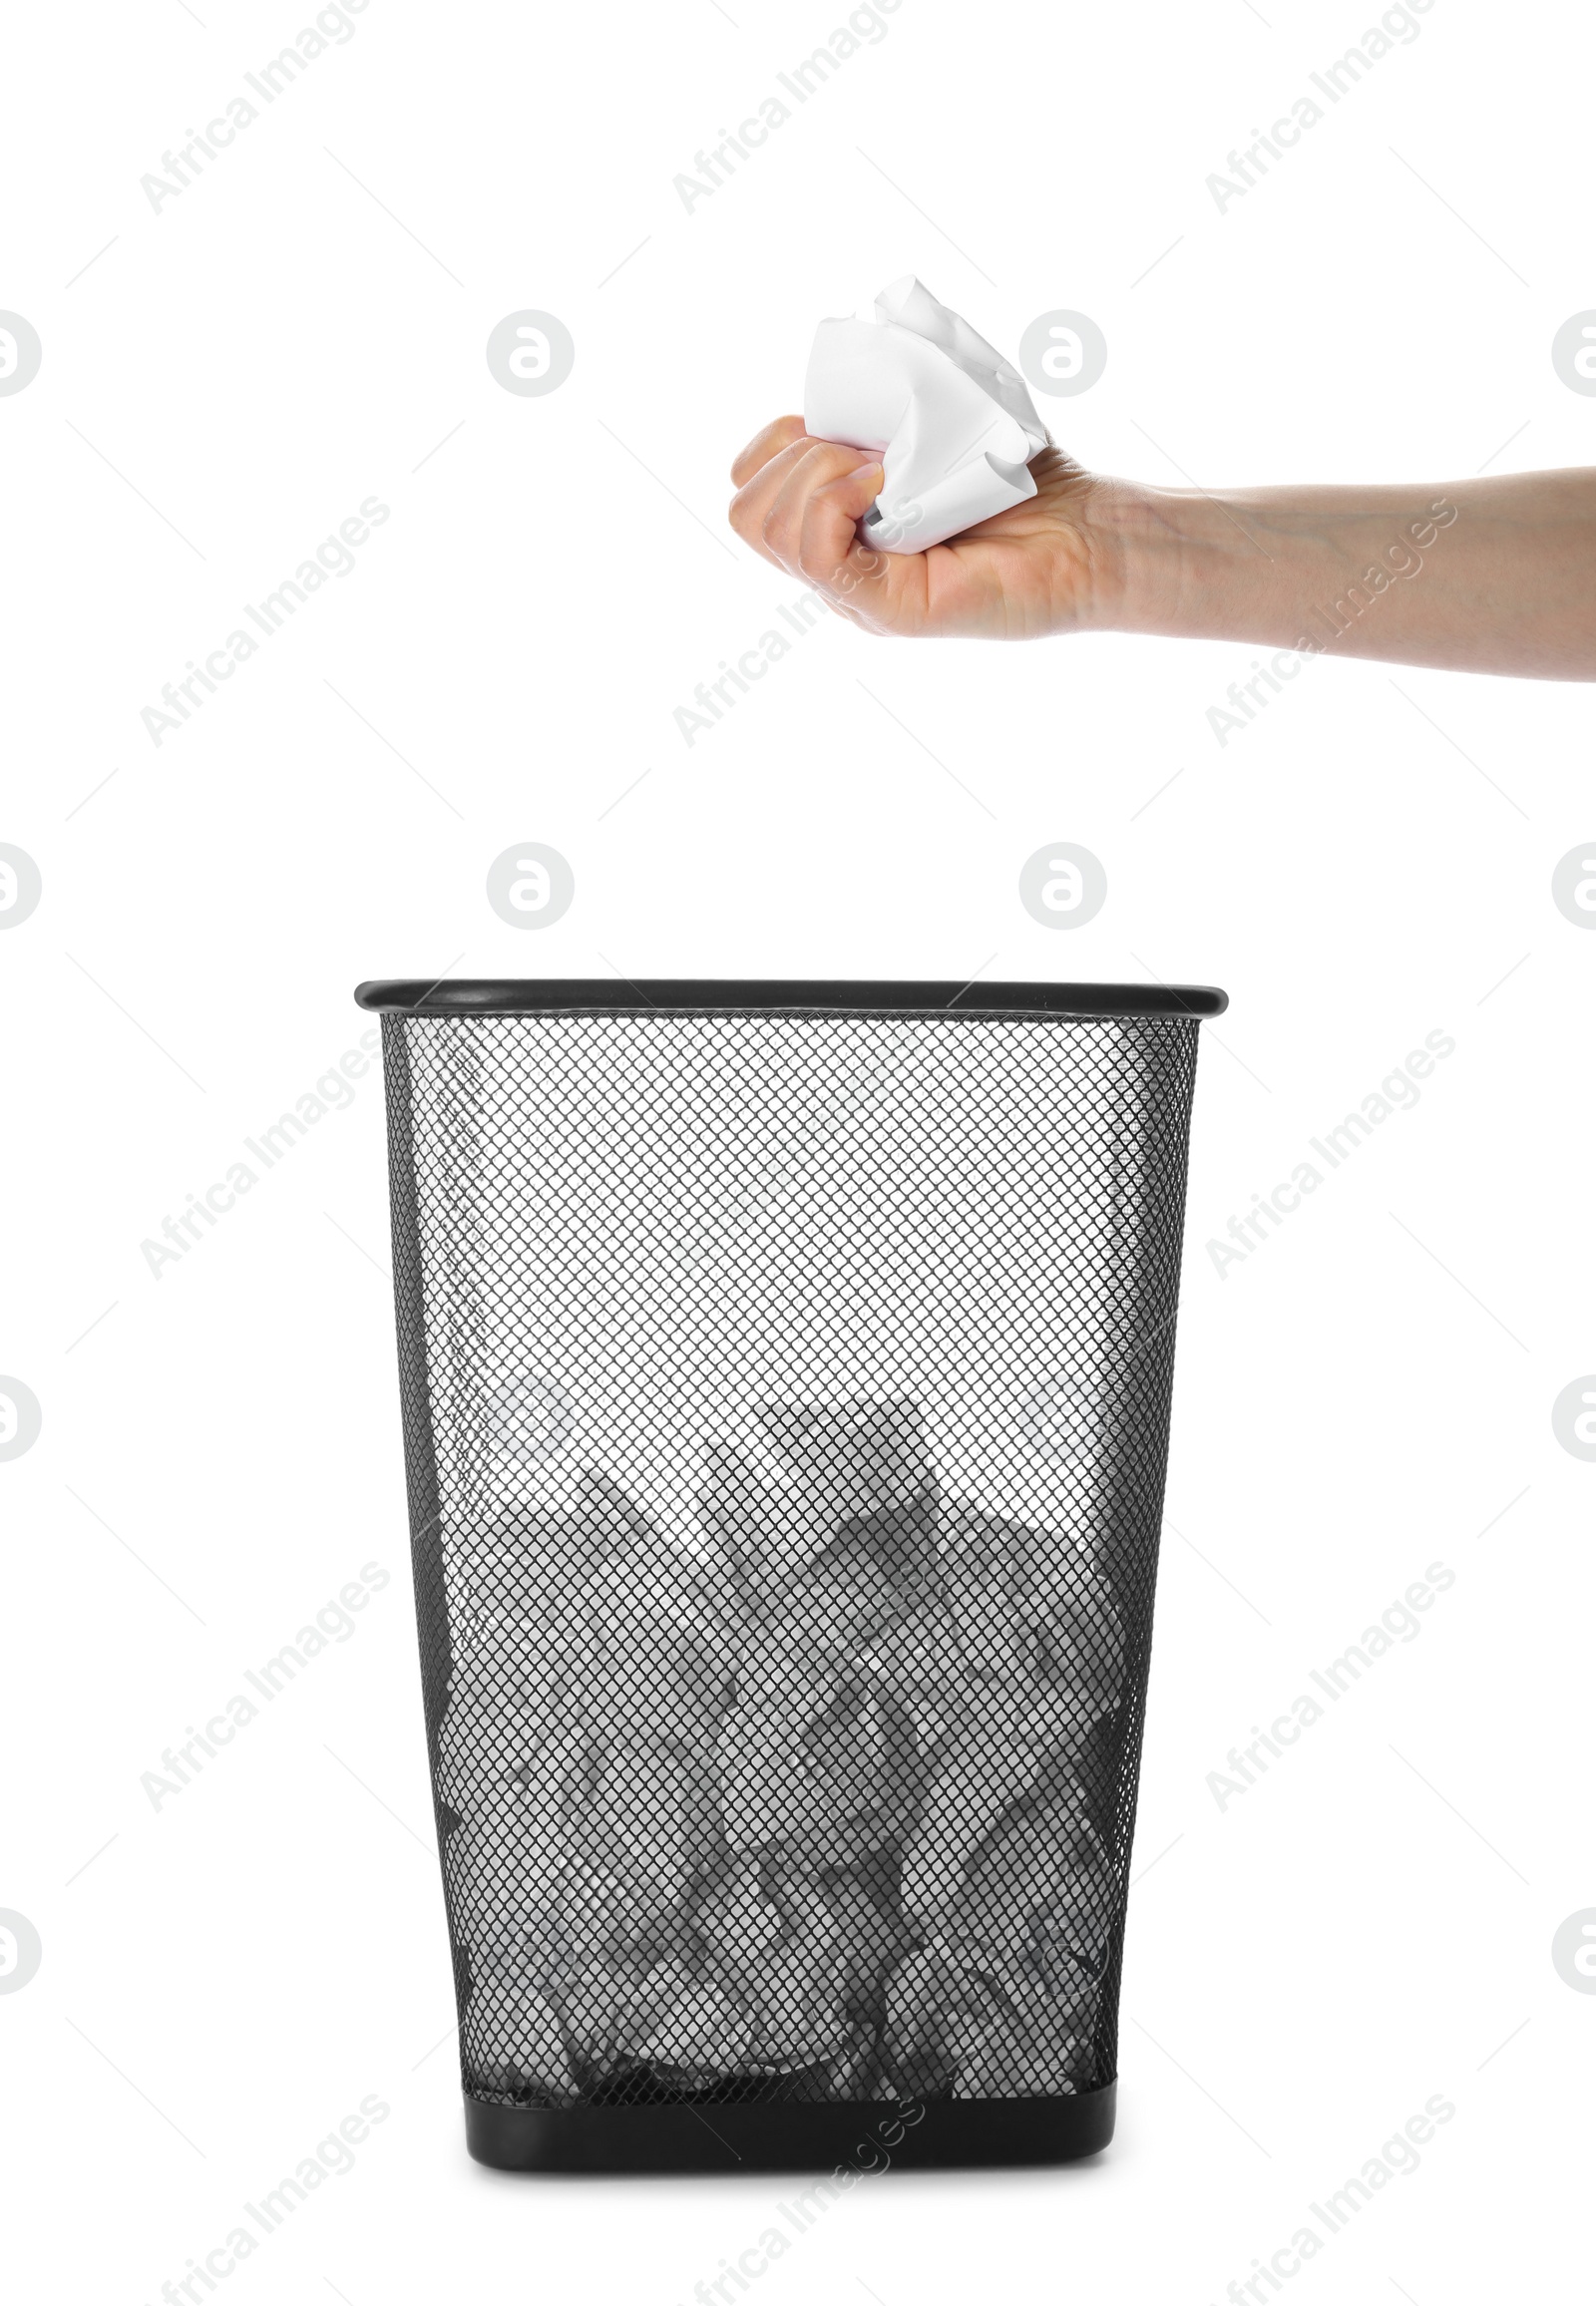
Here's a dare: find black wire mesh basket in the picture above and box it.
[355,978,1225,2170]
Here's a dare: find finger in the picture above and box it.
[796,462,894,605]
[728,434,831,564]
[730,413,808,488]
[724,431,853,565]
[761,441,884,571]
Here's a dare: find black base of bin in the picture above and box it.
[464,2083,1115,2173]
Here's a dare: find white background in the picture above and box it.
[2,0,1591,2297]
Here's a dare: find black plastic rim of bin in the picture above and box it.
[355,977,1229,1018]
[464,2085,1116,2173]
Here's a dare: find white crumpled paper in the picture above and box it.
[803,275,1050,555]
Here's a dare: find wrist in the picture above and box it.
[1072,480,1240,640]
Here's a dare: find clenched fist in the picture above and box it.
[727,414,1117,642]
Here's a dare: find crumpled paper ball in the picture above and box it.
[804,274,1050,553]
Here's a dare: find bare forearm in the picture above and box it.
[1085,469,1596,679]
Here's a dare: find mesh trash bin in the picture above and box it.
[356,976,1226,2171]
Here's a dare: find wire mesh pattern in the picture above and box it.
[376,1005,1202,2110]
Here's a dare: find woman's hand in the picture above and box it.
[727,415,1122,642]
